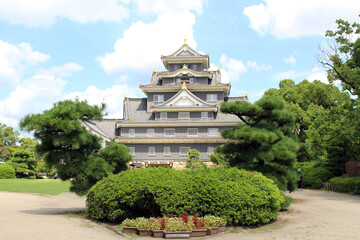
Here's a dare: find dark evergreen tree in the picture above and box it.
[7,149,37,178]
[217,96,300,191]
[20,99,132,195]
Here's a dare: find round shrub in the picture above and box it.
[0,164,16,179]
[86,167,285,225]
[302,167,333,189]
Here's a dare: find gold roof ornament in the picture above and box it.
[116,119,118,123]
[183,37,188,45]
[210,70,213,74]
[113,135,116,140]
[129,118,132,122]
[182,81,187,89]
[182,64,188,69]
[245,91,248,97]
[124,93,128,98]
[152,82,155,86]
[217,66,220,71]
[216,104,219,107]
[215,81,218,85]
[153,67,157,73]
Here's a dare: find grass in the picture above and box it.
[0,179,71,195]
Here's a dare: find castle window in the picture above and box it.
[206,94,217,102]
[164,128,175,137]
[164,147,170,156]
[154,95,164,103]
[129,147,135,156]
[179,147,190,156]
[207,146,214,155]
[208,128,218,136]
[129,129,135,137]
[160,112,167,119]
[147,128,155,137]
[179,112,190,119]
[201,112,208,119]
[187,128,198,136]
[149,147,155,156]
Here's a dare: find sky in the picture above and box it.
[0,0,359,135]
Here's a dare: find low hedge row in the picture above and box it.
[302,167,333,189]
[0,164,16,179]
[326,177,360,195]
[86,167,285,226]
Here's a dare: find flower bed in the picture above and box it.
[121,214,226,238]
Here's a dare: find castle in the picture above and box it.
[85,40,247,169]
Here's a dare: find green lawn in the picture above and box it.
[0,179,71,195]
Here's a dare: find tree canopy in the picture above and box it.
[320,17,360,97]
[20,99,132,195]
[0,123,20,161]
[217,96,300,191]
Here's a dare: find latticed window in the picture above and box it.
[187,128,198,136]
[129,129,135,137]
[164,128,175,137]
[179,147,190,155]
[160,112,167,119]
[153,95,164,102]
[208,128,218,136]
[129,147,135,156]
[207,146,214,155]
[147,128,155,137]
[149,147,155,156]
[179,112,190,119]
[206,94,217,102]
[164,147,170,156]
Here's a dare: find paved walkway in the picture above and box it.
[1,189,360,240]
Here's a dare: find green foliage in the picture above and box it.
[0,123,20,161]
[218,95,300,191]
[20,99,132,195]
[209,153,229,168]
[99,141,132,174]
[86,167,285,226]
[324,17,360,97]
[186,149,206,169]
[302,167,333,189]
[280,195,293,211]
[0,164,16,179]
[7,149,37,178]
[326,177,360,195]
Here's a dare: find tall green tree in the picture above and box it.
[20,99,132,195]
[0,123,20,161]
[265,79,353,163]
[7,149,37,178]
[217,96,300,191]
[320,17,360,97]
[186,149,206,169]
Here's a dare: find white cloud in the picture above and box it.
[273,70,307,81]
[38,62,83,77]
[0,75,66,127]
[0,0,129,27]
[97,11,197,75]
[0,40,50,88]
[64,85,138,119]
[307,67,328,83]
[243,0,360,39]
[135,0,204,15]
[219,54,247,83]
[246,60,272,71]
[284,56,296,65]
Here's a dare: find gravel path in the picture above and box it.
[0,192,120,240]
[1,189,360,240]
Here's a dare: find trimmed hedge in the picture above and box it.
[326,177,360,195]
[302,167,333,189]
[86,167,285,225]
[0,164,16,179]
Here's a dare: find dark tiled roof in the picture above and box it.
[83,119,116,139]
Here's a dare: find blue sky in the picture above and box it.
[0,0,359,134]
